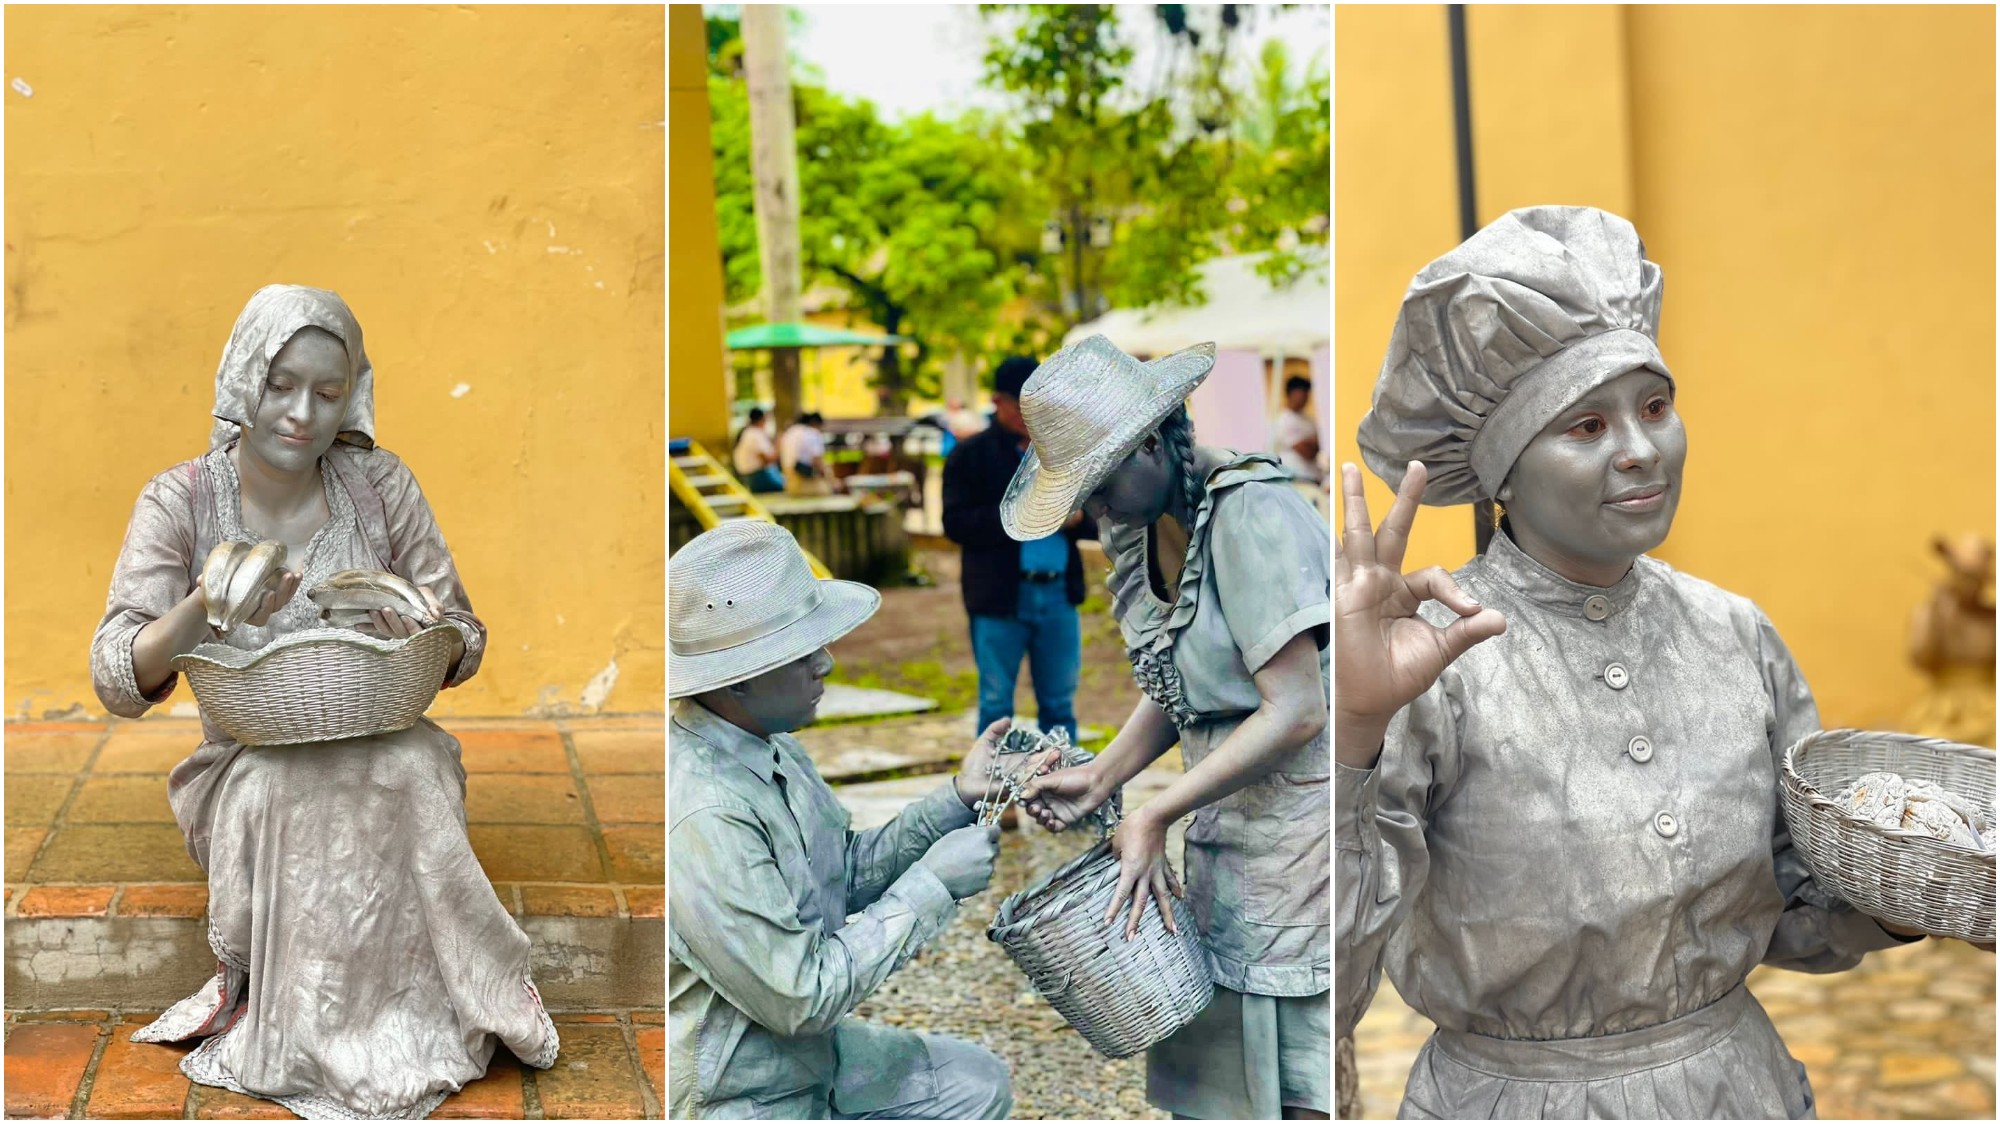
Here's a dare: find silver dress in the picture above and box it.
[90,444,558,1120]
[1102,448,1332,1117]
[1337,531,1911,1119]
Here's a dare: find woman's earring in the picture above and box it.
[1492,502,1506,530]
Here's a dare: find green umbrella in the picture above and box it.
[725,322,908,350]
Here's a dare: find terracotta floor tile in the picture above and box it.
[96,729,202,773]
[636,1026,665,1106]
[117,883,210,918]
[5,828,48,881]
[625,886,664,919]
[85,1033,193,1118]
[631,1011,665,1025]
[5,775,74,828]
[16,885,116,918]
[3,731,101,774]
[585,774,663,824]
[601,825,663,883]
[467,825,604,882]
[28,825,204,882]
[536,1024,646,1119]
[454,728,569,773]
[4,1021,100,1118]
[466,774,586,824]
[570,730,662,775]
[430,1051,525,1119]
[520,884,621,917]
[67,775,176,823]
[10,1011,111,1023]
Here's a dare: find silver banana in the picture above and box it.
[220,541,289,633]
[201,540,252,630]
[309,569,435,625]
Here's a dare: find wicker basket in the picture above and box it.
[1780,728,1996,943]
[988,838,1214,1058]
[171,625,456,746]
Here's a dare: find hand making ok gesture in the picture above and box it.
[1335,461,1509,769]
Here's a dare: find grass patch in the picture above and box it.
[830,656,981,716]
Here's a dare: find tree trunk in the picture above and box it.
[874,309,906,416]
[741,5,804,426]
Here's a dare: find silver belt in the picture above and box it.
[1430,984,1755,1081]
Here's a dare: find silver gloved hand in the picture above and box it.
[918,824,1000,900]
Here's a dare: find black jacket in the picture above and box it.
[941,422,1096,618]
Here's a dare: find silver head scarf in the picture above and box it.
[209,285,376,451]
[1357,205,1670,506]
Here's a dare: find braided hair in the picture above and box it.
[1152,403,1203,526]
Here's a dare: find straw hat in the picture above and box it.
[668,521,880,699]
[1000,335,1216,541]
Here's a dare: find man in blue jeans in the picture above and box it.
[941,355,1094,742]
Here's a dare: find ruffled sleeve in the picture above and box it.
[1206,480,1331,673]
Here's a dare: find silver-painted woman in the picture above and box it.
[89,286,558,1119]
[1010,337,1332,1120]
[1335,206,1967,1119]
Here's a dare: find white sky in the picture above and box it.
[717,4,1329,122]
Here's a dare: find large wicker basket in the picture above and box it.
[988,838,1213,1058]
[171,625,456,746]
[1780,728,1996,943]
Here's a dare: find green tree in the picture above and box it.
[711,73,1035,411]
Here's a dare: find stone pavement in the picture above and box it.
[3,715,664,1119]
[1350,938,1996,1120]
[793,708,1189,1121]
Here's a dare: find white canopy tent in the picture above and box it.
[1065,250,1329,473]
[1062,249,1329,359]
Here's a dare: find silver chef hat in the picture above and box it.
[1356,205,1671,505]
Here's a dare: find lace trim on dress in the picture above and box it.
[180,1028,451,1121]
[520,977,562,1070]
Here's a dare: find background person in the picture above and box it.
[780,410,841,495]
[942,355,1094,744]
[732,405,783,493]
[1271,374,1323,484]
[668,520,1013,1120]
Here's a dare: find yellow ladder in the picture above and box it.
[669,439,832,579]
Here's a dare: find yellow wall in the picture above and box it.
[669,3,732,455]
[1336,5,1995,729]
[6,5,665,719]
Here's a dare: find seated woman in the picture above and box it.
[91,285,558,1119]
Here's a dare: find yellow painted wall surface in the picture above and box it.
[669,3,731,455]
[1336,5,1994,729]
[6,5,665,718]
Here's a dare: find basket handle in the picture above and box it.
[1033,963,1075,999]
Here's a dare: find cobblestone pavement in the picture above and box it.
[1351,938,1995,1120]
[799,716,1190,1121]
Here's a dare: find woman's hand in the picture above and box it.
[1336,461,1508,769]
[240,570,301,629]
[953,717,1013,808]
[1021,758,1114,832]
[1103,806,1182,939]
[370,585,445,639]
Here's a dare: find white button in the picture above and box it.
[1604,663,1630,690]
[1654,811,1679,838]
[1584,595,1611,622]
[1628,735,1654,763]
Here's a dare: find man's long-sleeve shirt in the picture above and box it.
[668,699,974,1116]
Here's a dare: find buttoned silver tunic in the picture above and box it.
[668,699,976,1118]
[93,445,558,1120]
[1103,448,1332,996]
[1337,531,1910,1119]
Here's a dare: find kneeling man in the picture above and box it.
[669,521,1014,1119]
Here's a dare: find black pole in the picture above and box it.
[1448,4,1495,553]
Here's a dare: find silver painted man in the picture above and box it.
[667,520,1013,1119]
